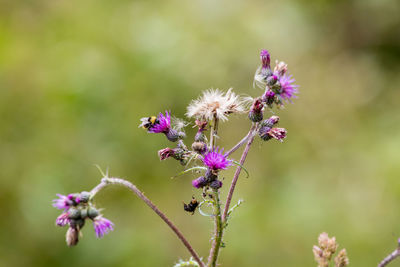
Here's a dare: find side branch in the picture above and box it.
[222,124,258,222]
[378,240,400,267]
[90,177,205,267]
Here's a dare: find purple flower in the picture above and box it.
[192,176,208,188]
[148,111,171,134]
[52,194,74,210]
[93,216,114,238]
[260,49,271,69]
[279,74,298,102]
[56,212,70,227]
[203,147,232,171]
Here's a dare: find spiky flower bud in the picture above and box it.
[210,180,222,189]
[80,209,88,219]
[68,208,81,220]
[165,128,180,142]
[66,227,79,247]
[79,191,91,203]
[192,176,207,189]
[248,98,264,122]
[88,207,99,219]
[266,75,278,86]
[262,90,276,107]
[192,141,207,154]
[260,49,271,69]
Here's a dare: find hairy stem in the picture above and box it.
[209,116,219,149]
[378,241,400,267]
[207,189,223,267]
[222,123,258,222]
[90,177,205,267]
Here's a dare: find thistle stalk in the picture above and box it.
[222,123,258,222]
[207,189,223,267]
[378,239,400,267]
[90,177,205,267]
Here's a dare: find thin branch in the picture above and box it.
[378,239,400,267]
[90,177,205,267]
[207,189,223,267]
[222,123,258,222]
[225,127,254,157]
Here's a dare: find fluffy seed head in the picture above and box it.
[186,89,245,122]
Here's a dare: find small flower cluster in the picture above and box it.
[258,115,287,142]
[53,192,113,246]
[313,232,349,267]
[192,147,232,190]
[254,49,298,108]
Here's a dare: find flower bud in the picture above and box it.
[262,90,276,106]
[70,218,85,229]
[205,169,218,182]
[192,176,207,189]
[274,60,288,76]
[210,180,222,189]
[66,227,79,247]
[79,191,91,203]
[266,75,278,86]
[165,129,180,142]
[178,131,186,139]
[248,98,264,122]
[68,208,81,220]
[260,50,271,69]
[192,141,207,154]
[259,126,287,142]
[88,207,99,219]
[195,131,206,142]
[80,209,88,219]
[261,116,280,128]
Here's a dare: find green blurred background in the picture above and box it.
[1,0,400,266]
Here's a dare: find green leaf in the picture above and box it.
[232,160,250,178]
[172,166,207,178]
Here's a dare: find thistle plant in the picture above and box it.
[52,49,299,266]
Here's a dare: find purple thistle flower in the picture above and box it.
[93,216,114,238]
[148,111,171,134]
[56,212,70,227]
[203,147,232,171]
[278,74,298,102]
[52,194,74,210]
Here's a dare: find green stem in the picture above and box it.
[209,116,219,149]
[207,189,223,267]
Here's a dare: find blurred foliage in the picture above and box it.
[0,0,400,266]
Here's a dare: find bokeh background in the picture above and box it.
[1,0,400,266]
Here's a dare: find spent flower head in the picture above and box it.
[93,216,114,238]
[186,89,245,122]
